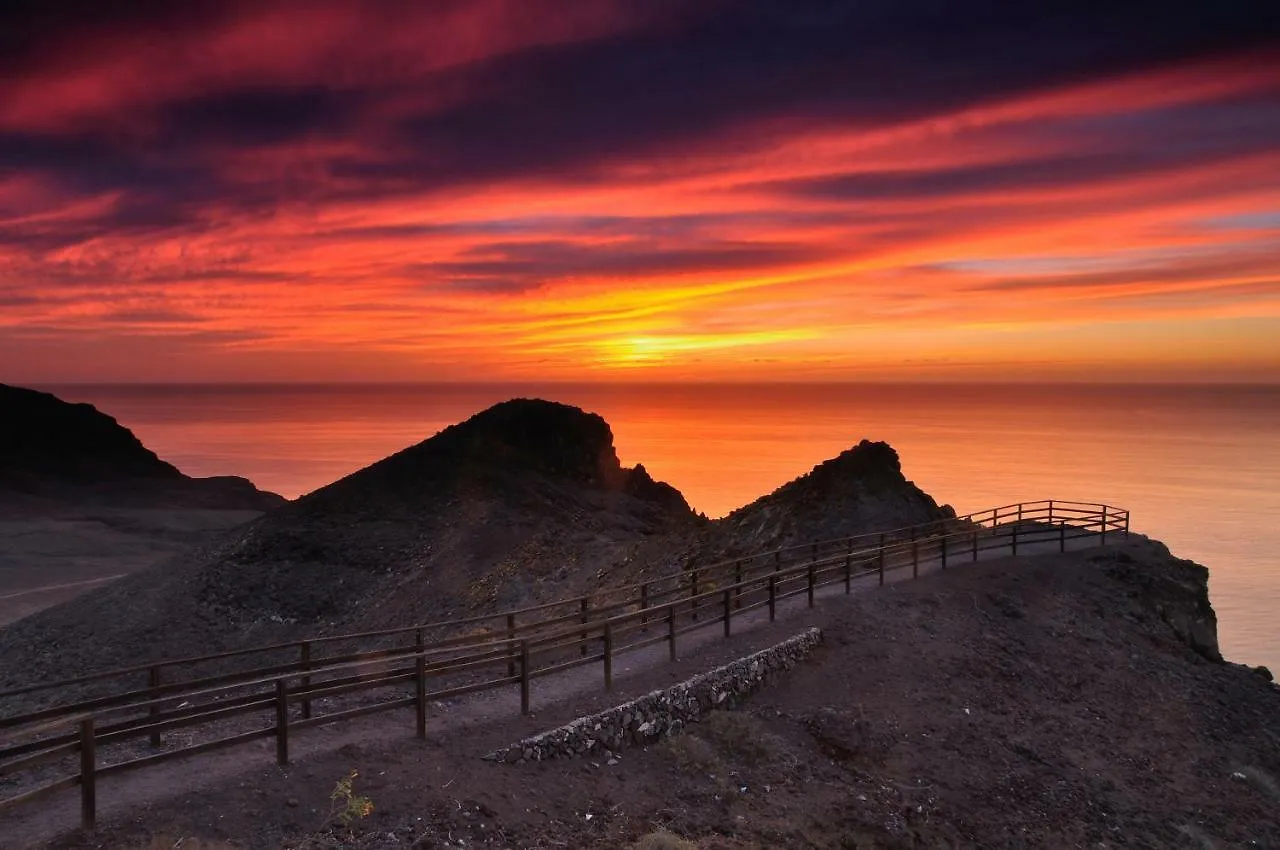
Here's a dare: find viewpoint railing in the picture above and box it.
[0,499,1127,829]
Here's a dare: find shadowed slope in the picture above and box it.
[0,399,700,684]
[0,383,284,511]
[691,439,955,562]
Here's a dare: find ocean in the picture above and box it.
[42,382,1280,672]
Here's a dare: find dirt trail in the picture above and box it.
[1,532,1111,848]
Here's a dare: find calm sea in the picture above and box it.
[42,383,1280,671]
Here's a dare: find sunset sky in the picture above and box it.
[2,1,1278,383]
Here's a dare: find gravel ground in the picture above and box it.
[18,536,1277,850]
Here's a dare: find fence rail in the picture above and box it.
[0,499,1127,829]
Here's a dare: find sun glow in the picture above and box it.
[0,5,1276,383]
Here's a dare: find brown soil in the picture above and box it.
[23,537,1280,850]
[0,507,265,626]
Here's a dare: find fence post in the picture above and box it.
[506,614,517,677]
[275,679,289,766]
[300,643,313,720]
[811,542,818,563]
[667,606,677,661]
[1100,506,1108,545]
[1011,523,1019,556]
[690,569,699,621]
[640,583,649,627]
[768,574,777,620]
[972,529,978,562]
[1060,523,1066,553]
[878,534,886,585]
[415,630,427,740]
[1018,503,1024,524]
[79,717,96,830]
[603,622,613,692]
[844,555,852,594]
[1124,510,1130,538]
[148,666,162,747]
[520,641,530,715]
[579,597,589,657]
[1048,499,1055,524]
[807,562,816,607]
[723,589,732,637]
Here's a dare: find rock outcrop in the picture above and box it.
[692,439,954,562]
[1095,542,1222,662]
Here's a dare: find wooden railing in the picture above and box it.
[0,499,1127,829]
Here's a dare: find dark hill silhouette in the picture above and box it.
[689,439,955,562]
[1,383,181,484]
[199,399,699,623]
[0,400,702,682]
[0,399,949,687]
[0,383,284,511]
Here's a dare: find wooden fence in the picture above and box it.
[0,499,1127,829]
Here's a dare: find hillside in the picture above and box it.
[0,384,181,484]
[0,385,286,627]
[198,398,700,624]
[0,398,955,689]
[687,439,954,564]
[0,399,700,683]
[29,538,1280,850]
[0,383,284,511]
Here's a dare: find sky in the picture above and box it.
[1,0,1278,384]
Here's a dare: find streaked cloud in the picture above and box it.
[0,1,1277,382]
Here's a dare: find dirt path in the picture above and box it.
[0,509,263,626]
[3,531,1113,848]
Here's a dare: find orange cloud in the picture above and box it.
[0,3,1277,383]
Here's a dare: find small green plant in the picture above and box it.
[327,769,374,828]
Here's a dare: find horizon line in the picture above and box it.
[23,379,1280,389]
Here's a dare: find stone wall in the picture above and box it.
[484,627,822,764]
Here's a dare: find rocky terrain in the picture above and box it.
[0,385,285,626]
[0,398,949,688]
[32,538,1279,849]
[3,391,1276,848]
[686,439,954,565]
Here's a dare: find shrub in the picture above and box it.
[658,732,720,775]
[700,711,776,766]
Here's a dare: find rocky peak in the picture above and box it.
[703,438,953,556]
[300,398,695,519]
[798,439,907,494]
[436,398,627,487]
